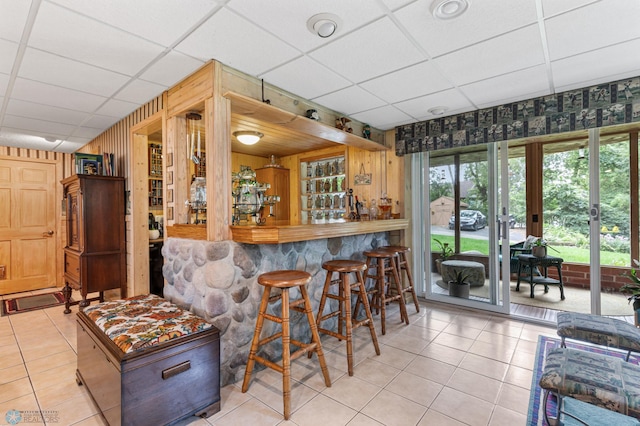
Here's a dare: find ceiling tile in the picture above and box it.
[71,126,103,139]
[11,78,107,112]
[49,0,222,47]
[351,105,413,130]
[175,8,300,76]
[19,48,130,97]
[394,88,472,118]
[226,0,387,53]
[312,85,386,115]
[359,61,453,104]
[114,79,166,105]
[0,39,18,75]
[139,51,205,87]
[551,39,640,92]
[434,25,545,86]
[541,0,599,18]
[94,98,139,118]
[380,0,415,11]
[55,139,89,152]
[0,1,31,42]
[82,115,120,130]
[29,2,165,75]
[310,17,425,83]
[260,56,351,100]
[394,0,538,57]
[545,0,640,61]
[460,65,550,108]
[3,114,76,135]
[6,99,90,126]
[0,72,9,94]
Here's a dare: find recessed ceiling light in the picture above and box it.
[431,0,469,20]
[307,13,342,38]
[43,136,58,142]
[233,131,263,145]
[428,106,448,116]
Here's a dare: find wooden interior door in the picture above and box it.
[0,158,57,295]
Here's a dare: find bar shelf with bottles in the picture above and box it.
[300,155,347,223]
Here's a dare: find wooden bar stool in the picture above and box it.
[242,270,331,420]
[315,260,380,376]
[361,249,409,335]
[383,245,420,313]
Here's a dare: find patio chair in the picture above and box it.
[499,241,536,276]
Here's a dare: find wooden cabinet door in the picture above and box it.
[0,158,57,294]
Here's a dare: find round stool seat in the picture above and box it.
[363,248,397,258]
[383,245,410,253]
[322,260,367,273]
[258,270,311,288]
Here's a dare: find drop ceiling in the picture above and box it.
[1,0,639,153]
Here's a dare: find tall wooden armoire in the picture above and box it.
[255,167,290,225]
[61,174,126,313]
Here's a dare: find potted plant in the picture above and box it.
[448,270,470,298]
[620,260,640,326]
[532,238,559,258]
[434,238,454,274]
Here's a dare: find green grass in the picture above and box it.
[431,234,630,266]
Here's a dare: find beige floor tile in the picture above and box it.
[361,389,427,426]
[412,315,449,331]
[0,363,27,385]
[398,324,440,341]
[29,360,77,392]
[383,332,429,354]
[26,348,76,374]
[206,384,253,423]
[430,387,494,426]
[509,349,536,370]
[417,409,466,426]
[0,377,33,404]
[244,372,319,418]
[489,405,527,425]
[352,358,400,387]
[0,332,17,347]
[35,374,92,409]
[495,382,531,415]
[289,356,342,392]
[405,356,456,385]
[515,337,539,354]
[64,413,109,426]
[420,342,467,366]
[450,313,491,330]
[468,340,515,363]
[213,398,283,426]
[458,353,509,381]
[385,371,443,407]
[322,375,381,411]
[291,394,357,426]
[346,413,384,425]
[476,330,519,349]
[48,388,100,425]
[442,323,483,340]
[446,369,503,404]
[432,332,475,352]
[483,318,524,337]
[368,344,416,370]
[0,393,43,425]
[504,365,533,389]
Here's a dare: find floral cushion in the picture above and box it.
[557,312,640,353]
[559,397,640,426]
[83,294,213,354]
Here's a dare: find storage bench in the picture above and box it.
[76,294,220,426]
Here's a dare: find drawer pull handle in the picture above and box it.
[162,361,191,380]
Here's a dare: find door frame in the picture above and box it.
[130,112,165,297]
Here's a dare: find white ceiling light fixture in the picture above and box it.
[307,13,342,38]
[428,106,448,116]
[43,136,58,142]
[431,0,470,20]
[233,131,263,145]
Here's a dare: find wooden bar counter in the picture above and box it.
[231,218,409,244]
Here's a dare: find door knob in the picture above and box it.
[43,230,54,237]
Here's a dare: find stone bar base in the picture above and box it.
[162,232,389,387]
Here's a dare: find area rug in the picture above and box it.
[1,291,66,316]
[527,335,638,425]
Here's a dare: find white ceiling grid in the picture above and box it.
[0,0,638,153]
